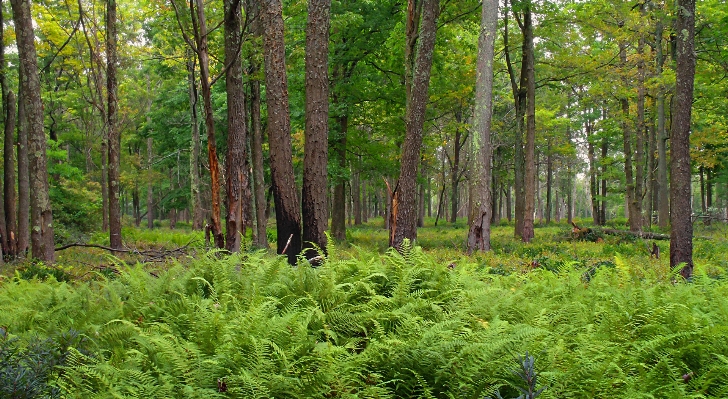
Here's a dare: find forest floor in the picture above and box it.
[2,218,728,397]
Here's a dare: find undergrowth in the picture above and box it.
[2,229,728,398]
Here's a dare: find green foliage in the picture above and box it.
[1,228,728,398]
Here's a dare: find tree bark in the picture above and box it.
[107,0,122,250]
[302,0,331,260]
[635,11,647,230]
[17,78,29,256]
[467,0,497,253]
[670,0,695,278]
[390,0,440,249]
[521,3,536,242]
[262,0,302,263]
[250,64,268,248]
[186,54,204,230]
[331,115,347,241]
[656,19,669,229]
[450,110,463,223]
[1,4,16,257]
[224,0,249,253]
[11,0,55,262]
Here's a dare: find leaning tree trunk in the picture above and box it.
[224,0,249,253]
[521,3,536,243]
[262,0,302,264]
[467,0,497,253]
[11,0,54,262]
[390,0,440,249]
[301,0,331,260]
[670,0,696,278]
[107,0,122,250]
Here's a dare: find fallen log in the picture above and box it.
[600,229,670,240]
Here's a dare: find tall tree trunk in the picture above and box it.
[107,0,122,250]
[546,146,552,224]
[521,3,536,242]
[353,172,362,225]
[587,116,599,225]
[635,12,647,230]
[250,64,268,248]
[362,180,368,223]
[620,36,639,231]
[17,79,29,256]
[191,0,225,248]
[467,0,497,253]
[1,4,16,257]
[671,0,695,277]
[11,0,54,262]
[224,0,249,253]
[390,0,440,249]
[417,180,425,227]
[147,137,154,229]
[302,0,331,260]
[262,0,302,264]
[656,19,669,229]
[187,55,204,230]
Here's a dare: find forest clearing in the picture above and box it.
[0,0,727,396]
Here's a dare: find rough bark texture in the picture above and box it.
[262,0,302,264]
[466,0,497,253]
[11,0,55,262]
[224,0,249,253]
[17,79,29,256]
[670,0,695,278]
[302,0,331,260]
[107,0,122,250]
[250,65,268,248]
[521,4,536,243]
[390,0,440,249]
[192,0,224,248]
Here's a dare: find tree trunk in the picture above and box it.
[3,91,16,257]
[107,0,122,250]
[417,180,425,227]
[635,12,647,229]
[656,19,669,229]
[390,0,440,249]
[224,0,249,253]
[546,147,552,224]
[600,128,608,225]
[191,0,224,248]
[362,180,368,223]
[17,79,29,256]
[450,111,462,223]
[147,137,154,229]
[262,0,302,264]
[250,64,268,248]
[587,116,599,225]
[187,54,204,230]
[11,0,54,262]
[670,0,695,277]
[521,3,536,242]
[301,0,331,260]
[467,0,497,253]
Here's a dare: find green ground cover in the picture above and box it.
[2,220,728,398]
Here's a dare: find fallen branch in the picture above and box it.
[281,234,294,254]
[54,243,137,253]
[600,229,670,240]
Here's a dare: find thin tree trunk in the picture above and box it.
[11,0,54,262]
[656,18,669,229]
[362,180,368,223]
[671,0,695,277]
[467,0,497,253]
[635,11,647,229]
[3,91,16,257]
[250,64,268,248]
[17,79,29,256]
[331,116,347,240]
[417,180,425,227]
[390,0,440,249]
[521,3,536,242]
[620,36,639,231]
[546,147,552,224]
[107,0,122,250]
[147,137,154,229]
[450,111,462,223]
[262,0,302,263]
[353,171,361,225]
[187,55,203,230]
[224,0,248,253]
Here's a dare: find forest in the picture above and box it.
[1,0,728,397]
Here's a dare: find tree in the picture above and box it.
[467,0,497,253]
[107,0,122,250]
[670,0,696,278]
[1,0,17,257]
[302,0,331,260]
[223,0,249,253]
[262,0,302,264]
[10,0,55,262]
[390,0,441,249]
